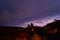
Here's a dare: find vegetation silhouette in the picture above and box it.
[0,20,60,40]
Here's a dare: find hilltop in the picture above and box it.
[0,20,60,40]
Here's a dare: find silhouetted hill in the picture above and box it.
[44,20,60,28]
[0,20,60,40]
[43,20,60,33]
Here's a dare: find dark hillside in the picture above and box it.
[0,20,60,40]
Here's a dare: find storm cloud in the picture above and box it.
[0,0,60,27]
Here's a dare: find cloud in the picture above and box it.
[0,0,60,26]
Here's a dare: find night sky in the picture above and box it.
[0,0,60,27]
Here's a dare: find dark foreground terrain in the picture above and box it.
[0,20,60,40]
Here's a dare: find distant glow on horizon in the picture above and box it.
[20,15,60,27]
[3,15,60,27]
[20,18,54,27]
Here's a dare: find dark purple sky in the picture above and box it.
[0,0,60,27]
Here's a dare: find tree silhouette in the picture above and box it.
[31,23,34,27]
